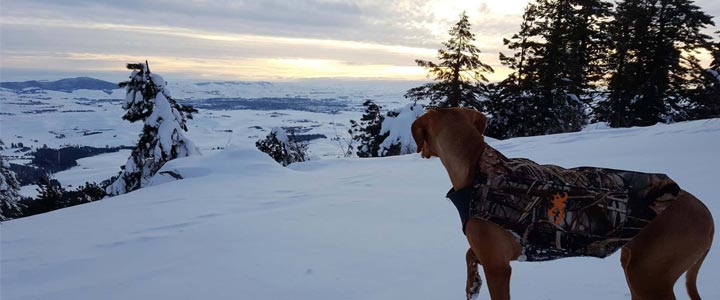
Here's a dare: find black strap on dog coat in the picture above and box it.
[446,187,473,233]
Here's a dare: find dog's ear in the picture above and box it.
[472,110,488,135]
[411,115,426,154]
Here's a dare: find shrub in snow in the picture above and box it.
[256,127,308,167]
[378,103,424,156]
[349,100,389,157]
[25,176,106,216]
[35,175,67,210]
[107,62,199,195]
[0,155,25,221]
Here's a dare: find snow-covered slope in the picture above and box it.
[2,119,719,300]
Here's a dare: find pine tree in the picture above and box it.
[405,11,493,109]
[106,62,199,195]
[486,0,610,138]
[598,0,715,127]
[35,175,66,210]
[349,100,389,157]
[0,155,25,220]
[256,128,308,167]
[498,4,543,91]
[479,81,541,139]
[713,38,720,71]
[685,35,720,119]
[535,0,611,133]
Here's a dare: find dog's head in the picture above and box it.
[411,107,488,159]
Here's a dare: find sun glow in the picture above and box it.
[0,17,446,80]
[1,51,433,80]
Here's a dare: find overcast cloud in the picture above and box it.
[0,0,717,81]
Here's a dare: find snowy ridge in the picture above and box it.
[2,118,720,300]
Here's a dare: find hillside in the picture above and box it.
[2,118,719,300]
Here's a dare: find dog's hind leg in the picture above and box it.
[622,245,678,300]
[685,193,714,300]
[466,248,482,300]
[622,191,714,300]
[620,248,642,300]
[686,247,710,300]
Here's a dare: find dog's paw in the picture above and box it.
[465,276,482,300]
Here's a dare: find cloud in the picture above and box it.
[0,0,717,81]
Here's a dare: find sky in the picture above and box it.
[1,0,718,82]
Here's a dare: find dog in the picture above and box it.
[411,107,714,300]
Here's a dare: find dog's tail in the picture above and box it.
[686,230,713,300]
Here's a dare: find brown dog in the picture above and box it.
[411,107,714,300]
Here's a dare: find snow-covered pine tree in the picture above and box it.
[349,100,389,157]
[377,103,424,156]
[0,155,25,221]
[106,62,199,195]
[405,11,493,109]
[256,127,308,167]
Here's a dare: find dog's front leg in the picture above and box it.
[481,260,512,300]
[466,219,517,300]
[465,248,482,300]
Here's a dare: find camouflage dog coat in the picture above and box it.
[447,145,679,261]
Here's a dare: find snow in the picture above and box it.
[2,118,720,300]
[18,184,39,198]
[271,127,290,143]
[149,92,199,159]
[53,150,132,188]
[566,93,581,104]
[379,103,423,155]
[581,122,612,132]
[708,68,720,81]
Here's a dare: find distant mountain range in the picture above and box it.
[0,77,278,93]
[0,77,119,92]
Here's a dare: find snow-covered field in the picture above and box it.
[2,117,719,300]
[0,80,418,159]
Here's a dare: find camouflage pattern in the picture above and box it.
[453,145,679,262]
